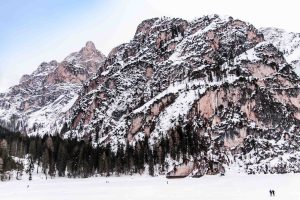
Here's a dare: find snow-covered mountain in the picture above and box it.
[261,27,300,75]
[1,15,300,177]
[0,41,106,135]
[63,15,300,175]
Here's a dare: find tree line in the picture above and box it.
[0,122,214,179]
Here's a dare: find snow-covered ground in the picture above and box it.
[1,169,299,200]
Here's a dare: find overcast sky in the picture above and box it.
[0,0,299,92]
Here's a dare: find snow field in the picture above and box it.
[1,170,299,200]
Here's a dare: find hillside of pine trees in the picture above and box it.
[0,123,214,179]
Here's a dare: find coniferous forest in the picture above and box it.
[0,123,214,179]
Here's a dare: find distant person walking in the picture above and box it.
[269,189,275,197]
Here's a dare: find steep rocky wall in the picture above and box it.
[0,42,106,135]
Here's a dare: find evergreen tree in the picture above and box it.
[148,149,154,176]
[56,141,68,177]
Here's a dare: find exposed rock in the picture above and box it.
[65,15,300,176]
[261,27,300,76]
[0,42,106,135]
[1,15,300,177]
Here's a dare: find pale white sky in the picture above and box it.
[0,0,299,92]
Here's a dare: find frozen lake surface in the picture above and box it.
[0,169,299,200]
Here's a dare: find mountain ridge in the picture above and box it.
[64,15,300,175]
[1,15,300,177]
[0,41,106,136]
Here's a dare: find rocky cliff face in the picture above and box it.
[65,15,300,175]
[1,15,300,176]
[261,27,300,75]
[0,41,106,135]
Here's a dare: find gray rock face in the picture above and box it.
[1,15,300,176]
[0,42,106,135]
[261,27,300,75]
[65,15,300,175]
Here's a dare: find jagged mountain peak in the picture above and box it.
[65,41,105,65]
[59,15,300,176]
[1,15,300,177]
[0,41,106,135]
[67,15,265,143]
[85,41,97,50]
[134,17,159,36]
[79,41,104,60]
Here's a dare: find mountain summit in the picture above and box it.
[0,42,106,135]
[1,15,300,177]
[65,15,300,175]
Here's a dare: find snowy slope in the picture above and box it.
[64,15,300,175]
[0,170,300,200]
[261,27,300,76]
[0,42,106,135]
[1,15,300,177]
